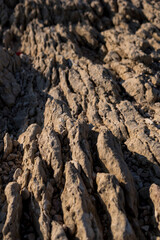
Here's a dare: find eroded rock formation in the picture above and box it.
[0,0,160,239]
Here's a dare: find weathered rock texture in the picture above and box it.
[2,182,22,240]
[150,184,160,232]
[97,129,138,217]
[51,221,68,240]
[61,162,103,240]
[96,173,136,240]
[0,0,160,239]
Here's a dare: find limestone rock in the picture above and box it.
[2,182,22,240]
[43,88,71,135]
[96,173,136,240]
[61,162,103,240]
[97,128,138,217]
[13,168,22,181]
[28,157,54,240]
[66,119,93,188]
[18,123,42,146]
[0,0,160,239]
[18,124,41,165]
[38,126,63,184]
[3,133,13,160]
[59,68,81,116]
[0,47,20,106]
[51,221,68,240]
[118,101,160,165]
[150,184,160,231]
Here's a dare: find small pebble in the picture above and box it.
[29,108,35,117]
[137,168,143,175]
[8,161,15,166]
[3,175,9,181]
[145,118,153,125]
[141,225,149,232]
[7,153,18,161]
[13,168,22,180]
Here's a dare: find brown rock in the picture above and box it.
[51,221,68,240]
[3,133,13,159]
[28,157,54,240]
[13,168,22,181]
[97,128,138,217]
[59,68,80,116]
[18,123,41,146]
[66,119,93,188]
[74,23,98,49]
[150,184,160,231]
[18,124,41,165]
[38,126,63,184]
[96,173,136,240]
[43,88,71,135]
[0,1,160,239]
[7,153,19,161]
[2,182,22,240]
[61,162,103,240]
[17,168,30,188]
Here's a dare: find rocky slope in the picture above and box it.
[0,0,160,239]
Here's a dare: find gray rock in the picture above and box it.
[141,225,149,232]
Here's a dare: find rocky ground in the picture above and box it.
[0,0,160,239]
